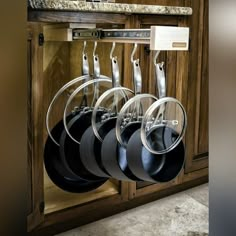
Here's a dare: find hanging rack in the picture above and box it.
[73,28,151,44]
[44,25,190,51]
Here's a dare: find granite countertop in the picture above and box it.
[28,0,192,16]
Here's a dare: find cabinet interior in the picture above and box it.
[43,25,126,215]
[44,170,119,214]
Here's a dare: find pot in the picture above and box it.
[79,44,132,178]
[126,59,187,182]
[101,44,159,181]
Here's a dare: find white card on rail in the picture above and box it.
[150,26,189,51]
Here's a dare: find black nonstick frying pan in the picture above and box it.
[80,43,134,178]
[44,44,92,180]
[44,43,108,192]
[61,42,112,181]
[126,58,187,182]
[61,80,112,180]
[44,115,107,193]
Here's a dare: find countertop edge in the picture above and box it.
[28,1,192,16]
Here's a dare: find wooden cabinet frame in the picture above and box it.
[184,0,209,173]
[27,3,208,234]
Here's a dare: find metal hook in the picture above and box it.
[93,41,98,57]
[110,42,116,60]
[131,43,138,63]
[153,50,161,66]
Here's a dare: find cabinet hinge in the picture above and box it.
[38,33,44,46]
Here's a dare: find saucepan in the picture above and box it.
[101,44,159,181]
[126,51,187,182]
[79,42,134,178]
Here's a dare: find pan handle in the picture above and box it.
[81,41,90,107]
[131,43,142,95]
[111,44,121,113]
[155,62,166,122]
[91,42,101,106]
[111,56,120,88]
[110,42,120,88]
[82,41,90,76]
[156,62,166,99]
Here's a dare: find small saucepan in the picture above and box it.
[101,44,159,181]
[126,59,187,183]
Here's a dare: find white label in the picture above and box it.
[150,26,189,51]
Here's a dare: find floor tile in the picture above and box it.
[185,183,209,207]
[56,184,209,236]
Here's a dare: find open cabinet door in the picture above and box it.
[185,0,209,173]
[27,23,45,232]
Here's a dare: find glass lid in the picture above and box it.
[92,87,134,141]
[116,94,158,147]
[141,97,187,155]
[63,78,112,144]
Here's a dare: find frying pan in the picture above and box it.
[126,58,187,183]
[44,43,107,192]
[80,43,134,178]
[44,116,107,193]
[101,44,159,181]
[60,45,113,181]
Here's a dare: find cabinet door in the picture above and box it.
[27,23,45,231]
[185,0,209,173]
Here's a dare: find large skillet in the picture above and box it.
[61,77,112,180]
[60,48,112,181]
[126,60,187,182]
[44,46,107,192]
[44,45,109,192]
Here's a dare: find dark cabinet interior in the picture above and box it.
[27,1,208,235]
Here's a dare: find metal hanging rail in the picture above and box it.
[44,25,189,50]
[72,28,151,44]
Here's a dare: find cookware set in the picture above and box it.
[44,41,187,192]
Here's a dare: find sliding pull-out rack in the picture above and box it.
[44,25,190,51]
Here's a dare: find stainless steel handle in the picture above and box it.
[92,42,101,106]
[82,41,90,76]
[156,62,166,98]
[111,57,120,88]
[82,41,90,101]
[111,54,120,113]
[133,59,142,95]
[93,55,100,79]
[155,61,166,122]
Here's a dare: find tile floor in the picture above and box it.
[57,184,209,236]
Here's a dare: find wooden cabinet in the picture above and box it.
[27,1,208,235]
[27,23,45,232]
[184,0,209,173]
